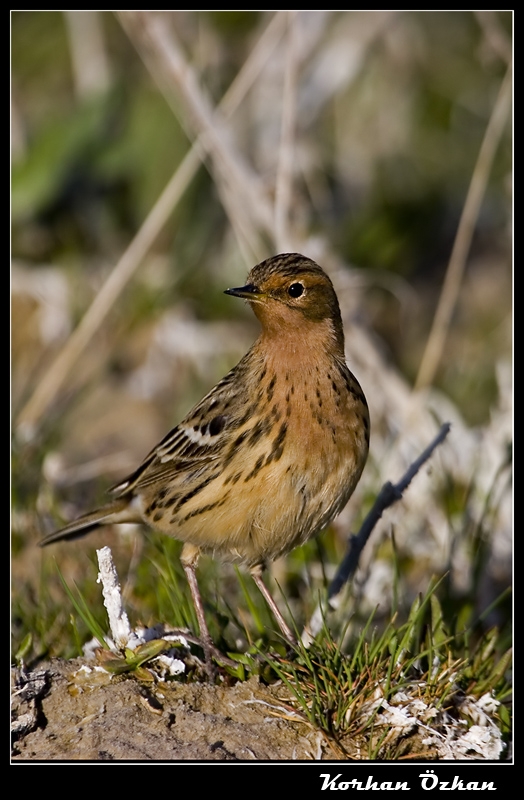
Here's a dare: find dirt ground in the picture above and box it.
[11,658,330,762]
[12,655,508,762]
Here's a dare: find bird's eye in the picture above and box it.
[288,283,304,298]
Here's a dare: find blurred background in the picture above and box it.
[12,11,512,660]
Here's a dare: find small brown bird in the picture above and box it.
[40,254,369,669]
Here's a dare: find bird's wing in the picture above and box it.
[109,361,251,497]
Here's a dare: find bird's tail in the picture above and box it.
[39,498,138,547]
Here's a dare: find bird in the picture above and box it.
[40,253,370,673]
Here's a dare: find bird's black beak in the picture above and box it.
[224,283,264,300]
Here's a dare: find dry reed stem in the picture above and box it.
[64,11,112,99]
[414,63,512,390]
[119,12,275,246]
[474,11,512,65]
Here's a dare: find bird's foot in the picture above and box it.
[198,635,239,680]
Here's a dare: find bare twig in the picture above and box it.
[415,64,512,390]
[303,422,452,643]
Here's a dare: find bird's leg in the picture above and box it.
[182,561,216,679]
[180,544,236,677]
[250,564,297,646]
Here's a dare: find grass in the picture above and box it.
[268,585,511,745]
[14,542,510,759]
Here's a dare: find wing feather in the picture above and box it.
[109,360,254,497]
